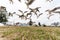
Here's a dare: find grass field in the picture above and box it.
[0,26,60,40]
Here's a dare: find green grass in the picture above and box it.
[0,26,60,40]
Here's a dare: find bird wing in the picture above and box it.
[48,14,54,19]
[39,13,43,16]
[29,8,32,10]
[35,7,41,9]
[53,11,60,13]
[52,7,60,11]
[15,14,20,16]
[18,10,23,13]
[24,11,28,13]
[37,13,43,18]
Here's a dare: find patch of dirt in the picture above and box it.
[0,34,8,40]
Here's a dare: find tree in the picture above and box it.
[0,6,8,23]
[42,24,46,27]
[51,22,59,27]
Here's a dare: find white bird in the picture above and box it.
[37,13,43,18]
[46,7,60,19]
[29,7,41,16]
[45,7,60,15]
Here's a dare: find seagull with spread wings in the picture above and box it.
[34,7,41,12]
[45,7,60,15]
[37,13,43,18]
[18,10,28,19]
[29,7,41,16]
[45,7,60,19]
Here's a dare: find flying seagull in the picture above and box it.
[18,10,29,19]
[45,7,60,18]
[26,12,32,17]
[45,7,60,15]
[34,7,41,12]
[29,7,41,16]
[29,8,37,15]
[37,13,43,18]
[14,13,27,20]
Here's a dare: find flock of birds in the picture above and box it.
[9,0,53,8]
[8,7,60,20]
[1,0,60,26]
[8,7,42,20]
[7,7,60,26]
[8,0,57,19]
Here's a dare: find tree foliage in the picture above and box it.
[0,6,8,23]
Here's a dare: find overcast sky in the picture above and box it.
[0,0,60,25]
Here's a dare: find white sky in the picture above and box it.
[0,0,60,25]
